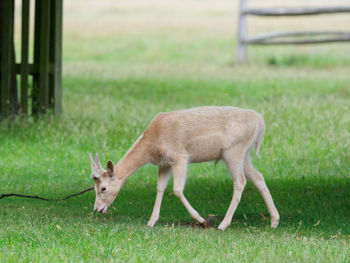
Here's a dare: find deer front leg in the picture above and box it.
[172,158,205,225]
[147,166,171,227]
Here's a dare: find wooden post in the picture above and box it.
[33,0,51,115]
[235,0,247,63]
[21,0,30,115]
[0,0,14,119]
[32,0,41,115]
[10,40,19,116]
[49,0,63,114]
[38,0,51,114]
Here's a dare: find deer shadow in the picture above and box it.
[3,176,350,236]
[92,176,350,235]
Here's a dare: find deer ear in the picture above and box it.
[107,160,114,175]
[88,153,95,168]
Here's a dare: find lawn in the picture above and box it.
[1,0,350,262]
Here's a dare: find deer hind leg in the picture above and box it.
[218,148,247,231]
[244,156,280,228]
[172,158,205,225]
[148,166,171,227]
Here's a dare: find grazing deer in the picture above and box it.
[88,106,280,230]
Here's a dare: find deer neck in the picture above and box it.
[114,134,151,179]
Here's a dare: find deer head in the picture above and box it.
[88,153,125,213]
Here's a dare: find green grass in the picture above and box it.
[2,0,350,262]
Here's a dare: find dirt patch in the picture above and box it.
[180,216,219,229]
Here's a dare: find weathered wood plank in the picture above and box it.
[21,0,30,115]
[16,63,39,75]
[244,6,350,16]
[49,0,63,115]
[245,36,350,45]
[10,40,19,116]
[0,0,14,118]
[245,31,350,43]
[32,0,41,115]
[38,0,51,113]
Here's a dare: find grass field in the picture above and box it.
[1,0,350,262]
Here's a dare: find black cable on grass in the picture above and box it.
[0,187,94,201]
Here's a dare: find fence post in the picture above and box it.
[0,0,14,118]
[21,0,30,115]
[49,0,63,114]
[235,0,247,63]
[38,0,51,114]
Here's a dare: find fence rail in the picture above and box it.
[244,31,350,45]
[236,0,350,63]
[243,6,350,16]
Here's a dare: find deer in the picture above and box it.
[88,106,280,231]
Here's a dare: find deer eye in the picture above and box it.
[101,187,106,193]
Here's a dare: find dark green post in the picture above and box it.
[50,0,63,114]
[0,0,14,118]
[21,0,30,115]
[33,0,51,114]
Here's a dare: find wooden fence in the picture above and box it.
[236,0,350,63]
[0,0,63,119]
